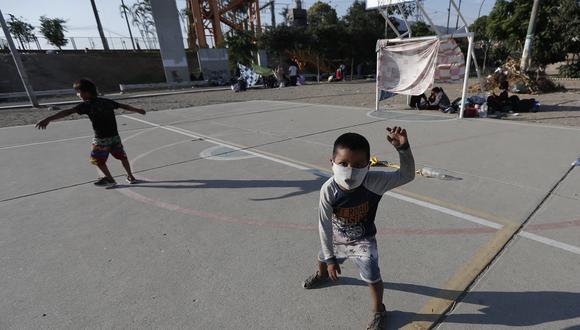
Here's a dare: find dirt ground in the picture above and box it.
[1,79,579,128]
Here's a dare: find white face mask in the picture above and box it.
[332,163,369,190]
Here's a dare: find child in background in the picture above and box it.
[35,79,146,187]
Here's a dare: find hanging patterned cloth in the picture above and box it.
[376,39,441,96]
[238,63,261,87]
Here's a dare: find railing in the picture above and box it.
[3,36,190,51]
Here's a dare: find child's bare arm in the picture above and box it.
[118,103,146,115]
[35,108,77,129]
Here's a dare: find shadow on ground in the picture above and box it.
[114,173,328,201]
[314,277,580,328]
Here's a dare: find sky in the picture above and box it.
[0,0,495,50]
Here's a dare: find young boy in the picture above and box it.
[303,127,415,330]
[35,79,146,187]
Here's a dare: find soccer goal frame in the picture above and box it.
[371,0,483,119]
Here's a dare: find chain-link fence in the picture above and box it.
[3,35,190,51]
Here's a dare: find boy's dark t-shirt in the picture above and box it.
[74,98,120,138]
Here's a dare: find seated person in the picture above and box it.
[419,87,450,110]
[487,80,510,112]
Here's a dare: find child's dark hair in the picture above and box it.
[333,133,370,160]
[73,79,98,98]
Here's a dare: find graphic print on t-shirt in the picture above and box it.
[330,180,382,243]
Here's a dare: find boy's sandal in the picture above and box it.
[126,176,137,184]
[302,271,329,289]
[366,305,387,330]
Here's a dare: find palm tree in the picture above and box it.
[90,0,110,50]
[125,0,156,49]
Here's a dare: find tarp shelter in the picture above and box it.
[370,0,482,118]
[252,64,275,77]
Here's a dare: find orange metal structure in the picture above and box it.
[188,0,262,48]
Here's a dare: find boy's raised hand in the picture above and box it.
[328,263,341,281]
[35,118,50,130]
[386,126,407,148]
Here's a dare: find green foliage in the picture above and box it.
[485,0,579,69]
[411,21,435,37]
[558,62,580,78]
[260,0,416,73]
[125,0,156,48]
[342,1,385,61]
[225,30,257,71]
[307,1,338,27]
[6,14,35,49]
[258,25,311,58]
[39,16,68,50]
[470,16,488,42]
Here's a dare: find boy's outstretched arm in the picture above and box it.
[35,108,78,129]
[365,126,415,195]
[118,103,146,115]
[318,182,341,280]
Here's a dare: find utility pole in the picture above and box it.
[0,8,38,107]
[446,0,451,33]
[121,0,136,50]
[270,1,276,27]
[520,0,541,72]
[90,0,110,50]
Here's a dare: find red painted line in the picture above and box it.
[118,187,500,236]
[526,219,580,231]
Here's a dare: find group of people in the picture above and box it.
[408,80,521,115]
[35,78,416,329]
[409,87,451,111]
[274,61,299,87]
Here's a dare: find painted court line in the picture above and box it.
[519,231,580,255]
[122,115,580,257]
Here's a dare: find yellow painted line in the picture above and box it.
[402,223,519,330]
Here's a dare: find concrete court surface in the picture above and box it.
[0,100,579,329]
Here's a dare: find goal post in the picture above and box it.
[370,0,482,119]
[375,32,474,119]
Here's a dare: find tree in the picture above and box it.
[6,14,35,50]
[307,1,338,27]
[485,0,576,70]
[342,1,385,66]
[39,16,68,50]
[411,21,435,37]
[225,30,257,71]
[127,0,156,49]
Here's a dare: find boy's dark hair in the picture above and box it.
[500,80,509,90]
[333,133,370,160]
[73,79,98,98]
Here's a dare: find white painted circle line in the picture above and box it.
[121,114,580,256]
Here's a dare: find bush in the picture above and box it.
[558,62,580,78]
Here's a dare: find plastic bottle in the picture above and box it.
[420,167,447,179]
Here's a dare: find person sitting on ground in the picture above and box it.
[35,79,146,187]
[409,94,423,109]
[419,87,450,110]
[487,80,510,112]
